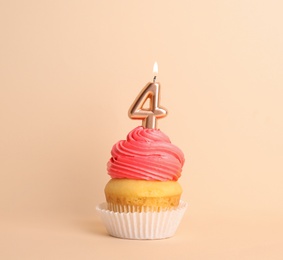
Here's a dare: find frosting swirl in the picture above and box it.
[107,126,185,181]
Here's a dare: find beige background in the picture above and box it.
[1,0,283,259]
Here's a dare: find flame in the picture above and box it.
[153,62,158,75]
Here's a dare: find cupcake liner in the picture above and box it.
[96,200,188,240]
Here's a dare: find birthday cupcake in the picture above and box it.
[96,64,188,239]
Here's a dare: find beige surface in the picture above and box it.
[1,0,283,259]
[1,211,283,260]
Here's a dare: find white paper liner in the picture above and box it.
[96,200,188,240]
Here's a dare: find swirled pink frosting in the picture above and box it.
[107,126,185,181]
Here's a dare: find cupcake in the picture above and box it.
[96,70,187,239]
[97,127,187,240]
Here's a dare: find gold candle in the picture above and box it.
[129,62,168,129]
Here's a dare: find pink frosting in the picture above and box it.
[107,126,185,181]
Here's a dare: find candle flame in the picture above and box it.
[153,62,158,75]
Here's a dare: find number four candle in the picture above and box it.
[129,62,167,129]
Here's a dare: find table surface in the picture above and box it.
[1,210,282,260]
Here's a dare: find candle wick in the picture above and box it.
[153,76,157,83]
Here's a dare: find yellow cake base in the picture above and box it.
[104,179,182,212]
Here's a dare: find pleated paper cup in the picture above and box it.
[96,200,188,240]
